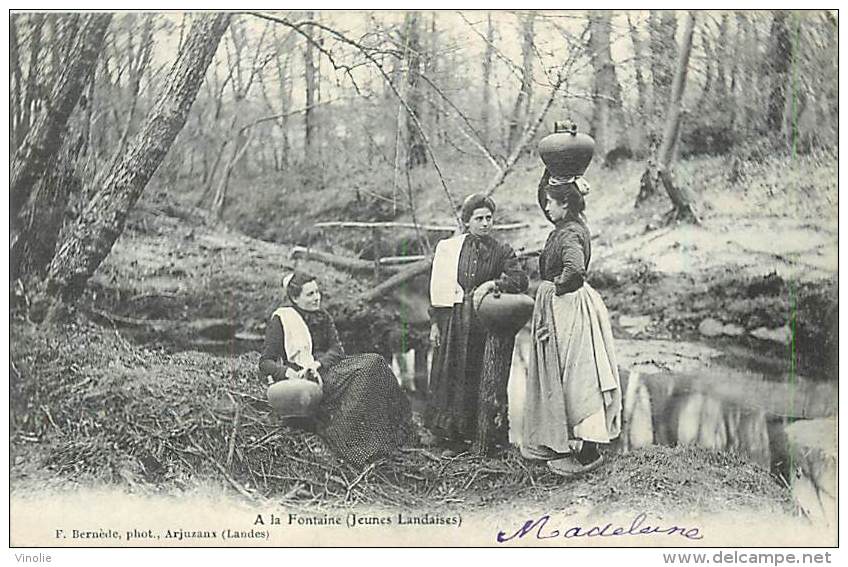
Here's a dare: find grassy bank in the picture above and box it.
[10,317,795,518]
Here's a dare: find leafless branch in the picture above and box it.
[248,10,462,228]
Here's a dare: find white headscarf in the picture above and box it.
[548,175,591,195]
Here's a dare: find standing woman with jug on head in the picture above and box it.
[521,123,622,476]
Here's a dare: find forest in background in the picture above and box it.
[8,11,839,528]
[9,10,839,324]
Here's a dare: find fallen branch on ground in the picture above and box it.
[358,259,432,302]
[291,246,405,273]
[314,221,528,231]
[88,308,240,340]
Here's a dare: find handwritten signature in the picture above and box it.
[497,512,703,543]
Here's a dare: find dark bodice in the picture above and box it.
[429,234,528,323]
[457,234,528,294]
[259,304,345,382]
[539,218,591,295]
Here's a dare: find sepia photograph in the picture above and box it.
[7,6,839,551]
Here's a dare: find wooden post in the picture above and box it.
[414,347,429,395]
[371,226,383,278]
[473,332,515,454]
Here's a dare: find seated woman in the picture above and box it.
[259,271,414,467]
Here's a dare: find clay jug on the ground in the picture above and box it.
[267,378,323,418]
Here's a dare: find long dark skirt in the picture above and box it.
[315,353,414,467]
[425,296,487,441]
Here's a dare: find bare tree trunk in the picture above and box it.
[696,25,714,109]
[405,11,427,168]
[481,12,494,145]
[653,12,699,223]
[10,17,24,149]
[11,16,100,284]
[767,11,792,133]
[11,129,85,283]
[202,18,271,216]
[427,12,446,145]
[636,11,679,206]
[272,36,291,169]
[714,13,730,101]
[20,15,46,147]
[212,129,251,218]
[281,55,292,168]
[507,13,534,154]
[589,11,626,165]
[200,124,233,202]
[304,11,317,165]
[39,14,231,320]
[627,13,649,151]
[485,77,565,197]
[9,14,109,224]
[729,12,745,130]
[46,15,73,95]
[111,14,155,166]
[732,12,755,133]
[780,13,803,152]
[649,11,678,126]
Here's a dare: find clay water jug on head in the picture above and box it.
[538,121,595,178]
[537,122,595,222]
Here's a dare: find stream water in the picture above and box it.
[390,327,837,526]
[183,281,836,526]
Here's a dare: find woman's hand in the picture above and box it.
[429,323,441,349]
[478,280,497,295]
[296,368,310,380]
[473,280,498,311]
[286,367,309,380]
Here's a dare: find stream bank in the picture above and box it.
[9,163,838,539]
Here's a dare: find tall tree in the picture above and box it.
[767,11,792,134]
[10,15,100,284]
[270,29,293,170]
[404,11,427,168]
[10,17,24,148]
[304,10,317,164]
[627,13,649,149]
[506,13,535,154]
[696,23,715,109]
[637,10,679,202]
[480,13,495,146]
[713,13,730,101]
[205,18,272,217]
[9,14,109,225]
[589,10,626,164]
[732,11,757,133]
[19,14,46,148]
[38,13,231,320]
[649,11,678,125]
[110,14,155,164]
[639,12,699,222]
